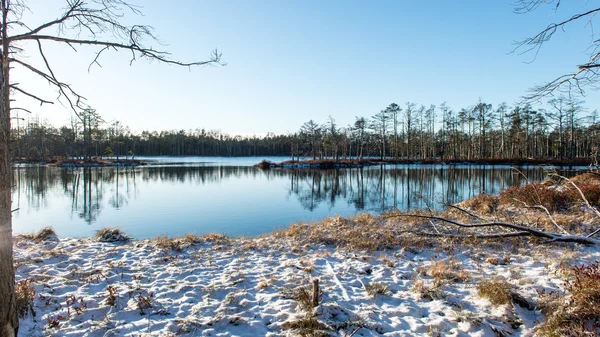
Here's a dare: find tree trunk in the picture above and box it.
[0,3,18,333]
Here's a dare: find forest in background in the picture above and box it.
[12,95,600,162]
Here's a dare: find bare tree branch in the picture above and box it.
[10,84,53,105]
[513,1,600,100]
[512,198,569,234]
[10,107,31,114]
[14,35,224,67]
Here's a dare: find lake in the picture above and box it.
[11,157,581,238]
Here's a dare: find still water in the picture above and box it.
[11,157,579,238]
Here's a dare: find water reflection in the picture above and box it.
[11,164,579,238]
[284,165,572,213]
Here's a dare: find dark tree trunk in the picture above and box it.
[0,2,18,333]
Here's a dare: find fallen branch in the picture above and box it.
[389,214,600,246]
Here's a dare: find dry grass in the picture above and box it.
[197,233,230,244]
[150,233,230,251]
[477,277,512,306]
[537,261,600,336]
[271,214,431,251]
[411,280,445,301]
[151,235,183,252]
[380,253,396,268]
[365,282,390,297]
[427,260,469,286]
[95,227,130,242]
[283,285,317,312]
[19,227,57,243]
[281,316,329,337]
[15,278,36,317]
[281,280,328,336]
[485,255,511,266]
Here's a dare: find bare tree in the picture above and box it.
[0,1,223,335]
[513,1,600,99]
[371,108,391,160]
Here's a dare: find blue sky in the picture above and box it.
[11,0,600,135]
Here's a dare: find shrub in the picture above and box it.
[105,285,118,306]
[461,193,499,214]
[570,181,600,207]
[538,261,600,336]
[15,278,35,317]
[499,183,571,212]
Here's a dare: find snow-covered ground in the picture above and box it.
[13,229,599,337]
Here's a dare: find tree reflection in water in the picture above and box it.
[12,164,577,230]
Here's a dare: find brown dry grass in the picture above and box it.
[428,260,469,286]
[365,282,390,297]
[151,233,230,251]
[270,213,432,251]
[281,316,329,337]
[19,227,57,243]
[281,280,328,336]
[283,285,317,312]
[411,280,445,301]
[95,227,130,242]
[477,277,512,306]
[151,235,184,252]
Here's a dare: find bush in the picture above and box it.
[15,278,35,318]
[461,193,499,214]
[538,261,600,336]
[499,183,571,212]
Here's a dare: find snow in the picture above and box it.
[13,232,599,336]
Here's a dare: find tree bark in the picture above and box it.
[0,1,18,335]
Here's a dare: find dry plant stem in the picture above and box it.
[552,173,600,238]
[512,198,569,234]
[424,203,442,234]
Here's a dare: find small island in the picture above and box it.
[14,157,147,168]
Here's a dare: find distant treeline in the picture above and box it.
[11,96,600,162]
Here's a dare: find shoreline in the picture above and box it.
[13,158,147,168]
[255,157,592,169]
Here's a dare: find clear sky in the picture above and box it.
[11,0,600,135]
